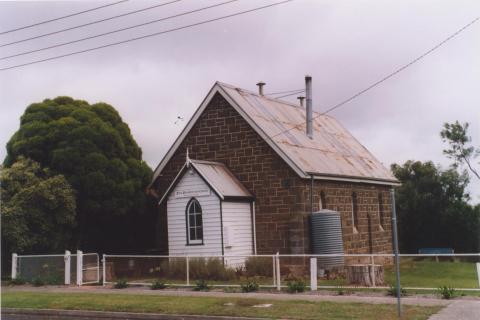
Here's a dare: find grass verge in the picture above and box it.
[384,259,479,289]
[2,291,441,320]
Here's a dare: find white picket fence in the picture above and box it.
[12,251,100,286]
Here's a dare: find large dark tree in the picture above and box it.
[391,160,479,253]
[4,97,153,251]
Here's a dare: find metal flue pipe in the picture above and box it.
[305,75,313,139]
[256,81,266,95]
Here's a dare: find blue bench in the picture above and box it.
[418,248,454,254]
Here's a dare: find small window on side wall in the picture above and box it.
[351,191,359,233]
[320,191,327,210]
[378,192,385,231]
[186,198,203,245]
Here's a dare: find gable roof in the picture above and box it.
[152,81,399,186]
[159,159,253,205]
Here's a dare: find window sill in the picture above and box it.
[186,243,204,246]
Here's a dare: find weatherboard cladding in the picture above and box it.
[165,162,253,262]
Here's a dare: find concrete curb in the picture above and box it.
[1,308,266,320]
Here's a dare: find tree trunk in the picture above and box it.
[347,264,384,286]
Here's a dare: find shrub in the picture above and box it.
[189,258,208,280]
[438,286,456,299]
[43,274,63,285]
[286,280,306,293]
[189,258,236,281]
[193,279,210,291]
[245,257,272,277]
[164,258,186,279]
[32,277,45,287]
[241,280,259,293]
[150,279,167,290]
[337,288,345,296]
[387,284,407,297]
[114,278,128,289]
[9,277,26,285]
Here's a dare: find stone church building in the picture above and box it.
[149,79,398,259]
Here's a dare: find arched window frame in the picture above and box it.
[186,198,204,245]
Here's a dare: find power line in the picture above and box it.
[271,16,480,139]
[0,0,181,47]
[0,0,240,61]
[266,88,304,95]
[0,0,129,35]
[0,0,293,71]
[274,90,305,99]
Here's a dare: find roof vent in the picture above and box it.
[297,96,305,107]
[256,81,266,95]
[305,75,313,139]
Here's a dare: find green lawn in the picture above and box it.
[2,291,441,320]
[384,259,479,289]
[314,259,479,291]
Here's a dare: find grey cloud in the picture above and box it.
[1,0,479,201]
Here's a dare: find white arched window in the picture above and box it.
[186,198,203,244]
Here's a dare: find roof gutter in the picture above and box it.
[305,171,400,186]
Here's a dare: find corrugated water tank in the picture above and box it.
[310,209,345,269]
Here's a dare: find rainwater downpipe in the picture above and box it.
[310,175,314,215]
[252,201,257,254]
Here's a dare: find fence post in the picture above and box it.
[102,254,106,286]
[276,252,281,291]
[76,250,83,286]
[476,262,480,288]
[370,255,376,288]
[310,258,317,291]
[272,255,276,287]
[97,254,100,284]
[64,250,71,285]
[11,253,18,279]
[186,256,190,286]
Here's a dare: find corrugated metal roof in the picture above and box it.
[218,82,397,183]
[190,159,252,199]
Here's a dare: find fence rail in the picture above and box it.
[12,252,480,291]
[12,251,100,286]
[102,253,480,291]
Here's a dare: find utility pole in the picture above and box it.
[390,188,402,317]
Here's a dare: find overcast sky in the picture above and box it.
[1,0,479,202]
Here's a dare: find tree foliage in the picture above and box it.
[441,121,479,179]
[4,97,153,250]
[392,160,479,252]
[1,157,76,254]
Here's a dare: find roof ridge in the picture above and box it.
[216,81,332,118]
